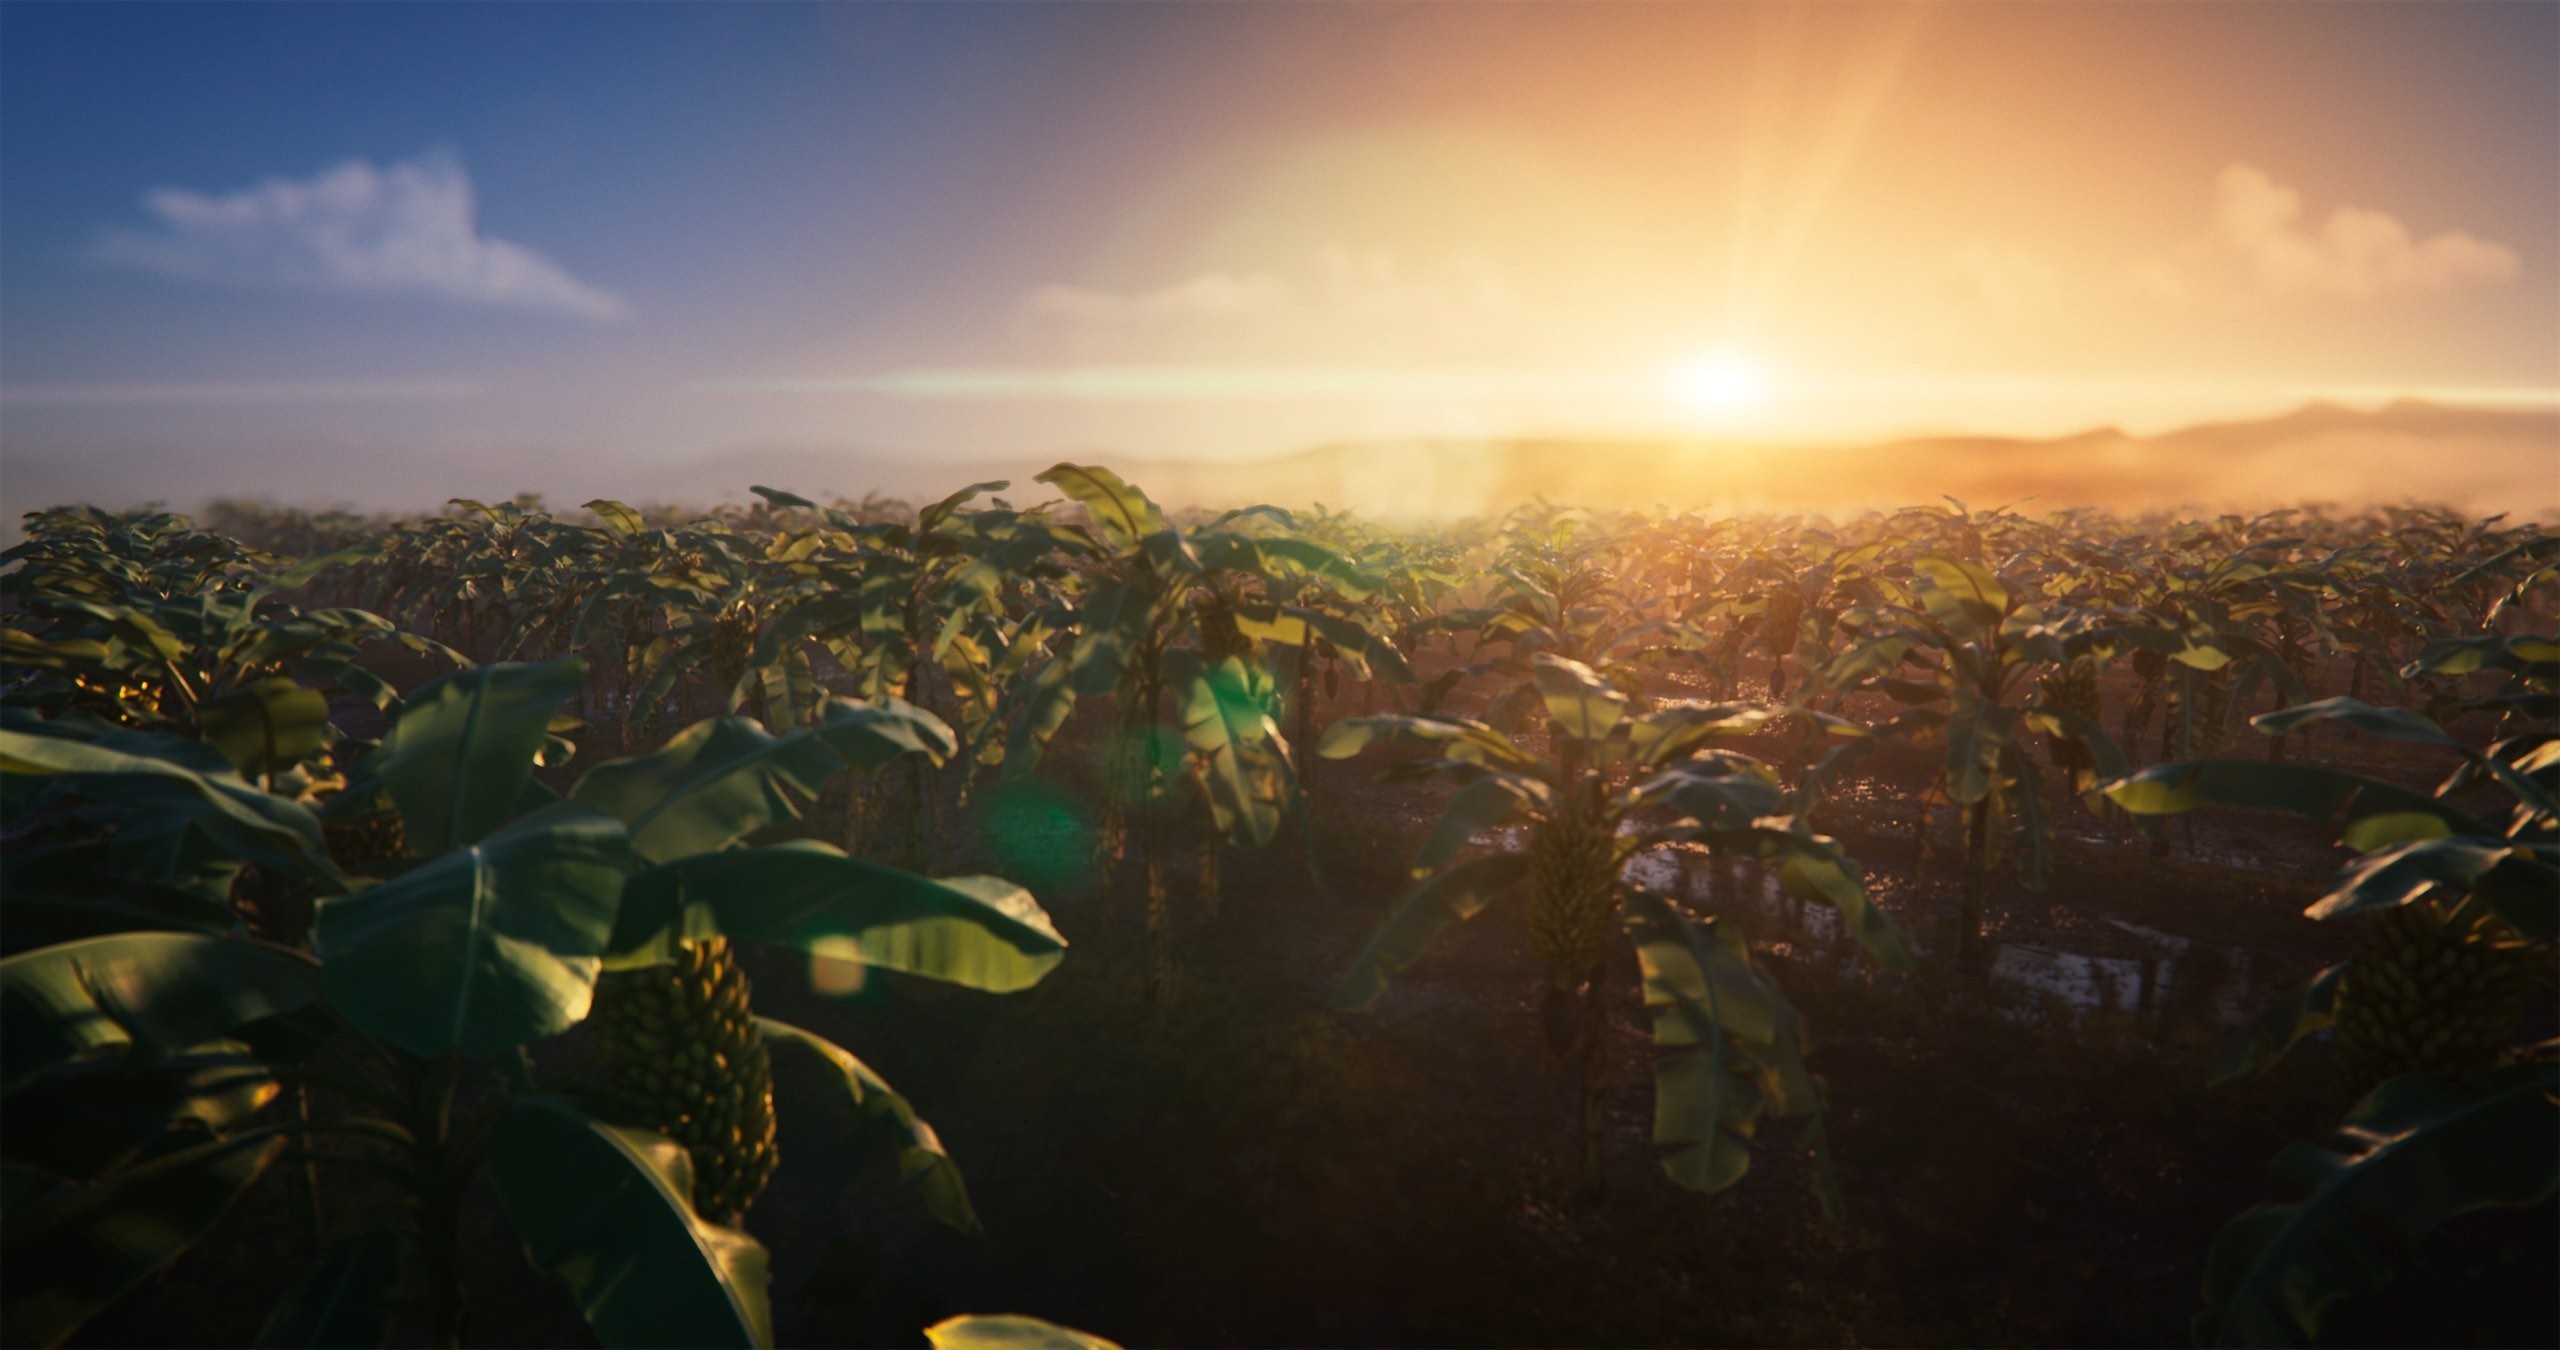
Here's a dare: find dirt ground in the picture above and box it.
[61,651,2560,1349]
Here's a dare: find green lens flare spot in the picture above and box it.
[980,782,1097,895]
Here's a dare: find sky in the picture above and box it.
[2,1,2555,513]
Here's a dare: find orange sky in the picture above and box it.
[4,2,2554,510]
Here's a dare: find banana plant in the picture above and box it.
[1426,510,1691,728]
[1004,465,1379,1000]
[1,515,464,807]
[2102,697,2556,1347]
[0,658,1067,1349]
[1320,653,1910,1202]
[1815,554,2125,965]
[2192,1057,2558,1348]
[736,482,1083,866]
[1232,508,1419,764]
[1,517,455,753]
[1289,505,1460,717]
[2401,631,2559,731]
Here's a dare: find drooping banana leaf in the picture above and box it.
[1172,654,1292,849]
[610,841,1065,993]
[1,1126,286,1347]
[1621,889,1834,1213]
[1335,852,1531,1012]
[924,1314,1123,1350]
[2104,760,2493,837]
[1,933,324,1095]
[2209,964,2344,1086]
[759,1017,979,1235]
[487,1096,773,1349]
[2195,1063,2560,1348]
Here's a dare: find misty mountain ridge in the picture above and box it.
[1086,398,2559,521]
[4,399,2550,525]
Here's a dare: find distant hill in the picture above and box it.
[1103,400,2557,520]
[4,398,2549,527]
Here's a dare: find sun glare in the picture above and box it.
[1670,351,1770,417]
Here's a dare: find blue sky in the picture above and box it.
[3,2,2554,512]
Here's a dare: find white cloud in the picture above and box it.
[1306,246,1522,326]
[2208,163,2518,299]
[92,152,630,320]
[1016,248,1525,356]
[0,378,483,408]
[1020,272,1293,327]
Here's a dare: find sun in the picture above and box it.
[1669,350,1770,416]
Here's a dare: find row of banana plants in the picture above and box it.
[6,477,2551,1346]
[0,637,1120,1345]
[0,508,1122,1346]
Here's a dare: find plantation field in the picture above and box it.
[2,468,2553,1349]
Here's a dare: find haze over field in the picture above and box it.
[2,2,2554,517]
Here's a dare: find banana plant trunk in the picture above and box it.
[1294,647,1318,793]
[1142,822,1173,1004]
[1577,960,1611,1199]
[1127,657,1176,1005]
[1959,797,1989,971]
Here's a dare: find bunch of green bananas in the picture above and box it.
[2038,659,2101,775]
[2167,675,2236,757]
[1762,586,1804,658]
[2038,659,2100,721]
[1528,810,1618,988]
[2334,901,2541,1094]
[585,937,780,1224]
[1192,591,1252,664]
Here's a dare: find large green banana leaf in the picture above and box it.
[311,805,628,1058]
[1622,890,1833,1210]
[925,1314,1123,1349]
[1530,653,1628,743]
[1,1127,285,1347]
[1035,464,1164,553]
[487,1096,773,1349]
[1173,655,1292,849]
[610,841,1064,993]
[569,716,843,863]
[2,1037,276,1181]
[2104,761,2492,836]
[1409,775,1538,879]
[1,933,324,1094]
[0,721,336,884]
[196,678,332,781]
[371,658,585,854]
[813,695,956,773]
[759,1017,979,1235]
[2195,1063,2560,1347]
[1335,852,1532,1012]
[2207,964,2343,1085]
[2310,839,2559,943]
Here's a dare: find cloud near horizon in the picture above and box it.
[0,378,483,408]
[1018,246,1524,358]
[2208,162,2519,300]
[90,152,630,320]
